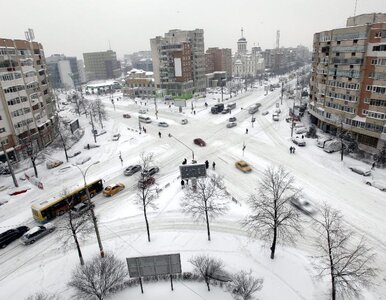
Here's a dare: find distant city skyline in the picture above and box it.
[1,0,385,59]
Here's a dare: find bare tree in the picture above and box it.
[68,253,128,300]
[56,197,94,265]
[136,152,158,242]
[189,254,224,291]
[181,174,228,241]
[227,270,264,300]
[313,204,377,300]
[243,165,301,259]
[25,292,62,300]
[92,97,107,129]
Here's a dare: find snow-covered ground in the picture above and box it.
[0,77,385,299]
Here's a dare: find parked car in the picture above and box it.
[317,137,333,148]
[46,160,63,169]
[138,109,147,114]
[194,138,206,147]
[103,183,125,196]
[84,143,100,149]
[71,202,94,217]
[124,165,142,176]
[0,226,29,248]
[262,111,269,116]
[349,166,371,176]
[292,137,306,146]
[275,108,281,114]
[235,160,252,173]
[158,122,169,127]
[112,133,121,141]
[180,119,188,125]
[221,108,231,114]
[123,113,131,118]
[272,114,279,121]
[141,167,160,177]
[138,176,155,189]
[226,122,237,128]
[290,197,316,215]
[365,180,386,192]
[76,156,91,165]
[20,224,55,245]
[229,117,237,122]
[68,151,81,158]
[294,123,305,128]
[323,140,342,153]
[295,127,308,134]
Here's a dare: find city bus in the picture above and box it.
[31,179,104,223]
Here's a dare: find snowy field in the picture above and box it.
[0,77,385,300]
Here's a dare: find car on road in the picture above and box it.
[124,165,142,176]
[46,160,63,169]
[349,166,371,176]
[141,167,160,177]
[275,108,281,114]
[221,108,231,114]
[194,138,206,147]
[123,113,131,118]
[365,180,386,192]
[71,202,95,217]
[226,122,237,128]
[295,127,308,134]
[235,160,252,173]
[138,109,147,114]
[290,197,316,215]
[272,114,279,121]
[180,119,188,125]
[292,137,306,146]
[103,183,125,196]
[112,133,121,141]
[158,122,169,127]
[323,140,342,153]
[20,224,55,245]
[138,176,155,189]
[262,111,269,116]
[0,226,29,248]
[68,151,81,158]
[229,117,237,122]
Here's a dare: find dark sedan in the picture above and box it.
[193,138,206,147]
[0,226,29,248]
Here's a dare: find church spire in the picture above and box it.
[241,27,244,38]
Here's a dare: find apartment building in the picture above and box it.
[46,54,81,89]
[122,69,156,98]
[309,13,386,152]
[83,50,121,81]
[150,29,206,96]
[0,38,57,161]
[205,47,232,78]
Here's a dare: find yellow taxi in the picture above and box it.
[102,183,125,197]
[235,160,252,173]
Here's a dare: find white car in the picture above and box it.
[349,166,371,176]
[262,111,269,116]
[295,127,308,134]
[138,109,147,114]
[365,180,386,192]
[180,119,188,125]
[20,223,56,245]
[292,137,306,146]
[290,197,316,215]
[158,122,169,127]
[112,133,121,141]
[272,114,279,121]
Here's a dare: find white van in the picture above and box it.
[227,103,236,110]
[323,140,342,153]
[139,116,152,123]
[317,137,333,148]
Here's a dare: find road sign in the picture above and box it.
[179,163,206,179]
[126,253,182,278]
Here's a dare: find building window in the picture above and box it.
[0,128,5,133]
[372,45,386,51]
[351,52,355,56]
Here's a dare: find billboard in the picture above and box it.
[174,57,182,77]
[70,119,80,134]
[126,253,182,278]
[179,163,206,179]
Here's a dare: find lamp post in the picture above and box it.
[72,161,104,258]
[168,133,195,163]
[1,140,18,187]
[27,145,38,177]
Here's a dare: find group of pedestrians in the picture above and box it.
[205,160,216,170]
[289,146,296,154]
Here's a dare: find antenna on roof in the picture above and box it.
[353,0,358,17]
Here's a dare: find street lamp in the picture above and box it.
[72,161,104,258]
[168,133,195,163]
[27,145,38,177]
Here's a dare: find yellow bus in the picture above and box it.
[31,179,104,223]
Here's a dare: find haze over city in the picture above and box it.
[1,0,385,57]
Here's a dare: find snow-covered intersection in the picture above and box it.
[0,82,385,299]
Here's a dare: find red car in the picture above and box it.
[193,138,206,147]
[138,176,155,189]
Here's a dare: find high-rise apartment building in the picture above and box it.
[0,38,57,160]
[205,47,232,78]
[46,54,81,89]
[309,13,386,151]
[150,29,206,96]
[83,50,121,81]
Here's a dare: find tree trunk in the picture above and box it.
[204,201,211,241]
[331,273,336,300]
[143,198,151,242]
[270,226,277,259]
[206,278,211,291]
[69,213,84,265]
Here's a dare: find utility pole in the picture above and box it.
[280,81,284,105]
[138,119,142,134]
[154,97,158,120]
[221,79,224,102]
[340,119,344,161]
[1,141,18,187]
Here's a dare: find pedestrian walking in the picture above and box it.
[212,162,216,170]
[205,160,209,169]
[143,128,147,133]
[372,162,376,170]
[194,110,196,115]
[119,153,123,166]
[181,179,185,189]
[301,135,304,139]
[158,131,162,138]
[293,147,296,154]
[87,143,90,150]
[246,128,248,134]
[185,179,189,185]
[182,158,187,165]
[289,146,292,154]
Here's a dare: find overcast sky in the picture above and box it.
[1,0,385,59]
